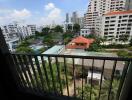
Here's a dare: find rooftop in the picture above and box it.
[71,36,94,44]
[87,72,104,80]
[42,45,65,54]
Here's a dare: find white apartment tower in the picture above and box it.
[84,0,126,30]
[27,25,36,35]
[100,10,132,43]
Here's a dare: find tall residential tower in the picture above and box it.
[84,0,126,30]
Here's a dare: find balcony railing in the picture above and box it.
[11,53,132,100]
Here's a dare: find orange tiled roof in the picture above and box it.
[71,36,94,44]
[105,10,132,16]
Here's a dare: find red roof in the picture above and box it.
[71,36,94,44]
[105,10,132,16]
[66,36,94,49]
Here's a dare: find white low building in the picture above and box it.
[80,28,91,36]
[6,37,19,52]
[87,71,104,85]
[97,10,132,44]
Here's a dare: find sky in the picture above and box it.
[0,0,89,26]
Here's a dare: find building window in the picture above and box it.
[111,20,116,23]
[105,21,109,23]
[129,15,132,18]
[119,16,122,19]
[111,16,116,18]
[110,24,115,26]
[123,15,128,18]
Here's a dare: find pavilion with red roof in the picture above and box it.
[66,36,94,49]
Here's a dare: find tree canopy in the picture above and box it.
[53,25,63,33]
[42,27,50,35]
[129,37,132,46]
[119,34,129,43]
[73,24,80,33]
[16,46,34,53]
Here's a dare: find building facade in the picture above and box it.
[27,25,36,35]
[83,0,126,30]
[64,12,84,32]
[80,28,91,36]
[1,24,37,51]
[1,25,20,51]
[100,10,132,43]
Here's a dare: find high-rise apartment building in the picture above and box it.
[71,12,79,24]
[66,13,70,23]
[27,25,36,35]
[84,0,126,30]
[64,12,84,32]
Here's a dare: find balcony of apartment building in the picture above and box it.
[0,28,132,100]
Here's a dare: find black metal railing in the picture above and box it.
[11,53,132,100]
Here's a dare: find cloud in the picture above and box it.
[11,9,31,19]
[0,9,12,14]
[39,3,62,25]
[45,3,55,10]
[0,8,31,25]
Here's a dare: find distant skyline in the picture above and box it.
[0,0,89,26]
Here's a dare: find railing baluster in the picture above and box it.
[98,60,105,100]
[41,56,50,92]
[28,55,42,93]
[72,58,76,98]
[108,60,117,100]
[64,57,69,97]
[12,54,26,89]
[82,58,84,100]
[11,53,132,100]
[22,55,36,92]
[34,56,46,92]
[17,55,32,90]
[55,57,63,95]
[48,57,56,94]
[116,61,131,99]
[90,59,94,100]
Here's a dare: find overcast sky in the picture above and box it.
[0,0,89,26]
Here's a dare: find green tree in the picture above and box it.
[62,31,74,44]
[77,80,119,100]
[43,35,54,47]
[18,40,30,47]
[100,80,120,100]
[73,24,80,33]
[87,42,101,52]
[77,84,99,100]
[67,24,72,31]
[42,27,50,35]
[100,37,107,45]
[129,37,132,46]
[16,47,34,53]
[85,34,97,39]
[35,31,41,36]
[54,25,63,33]
[119,34,129,44]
